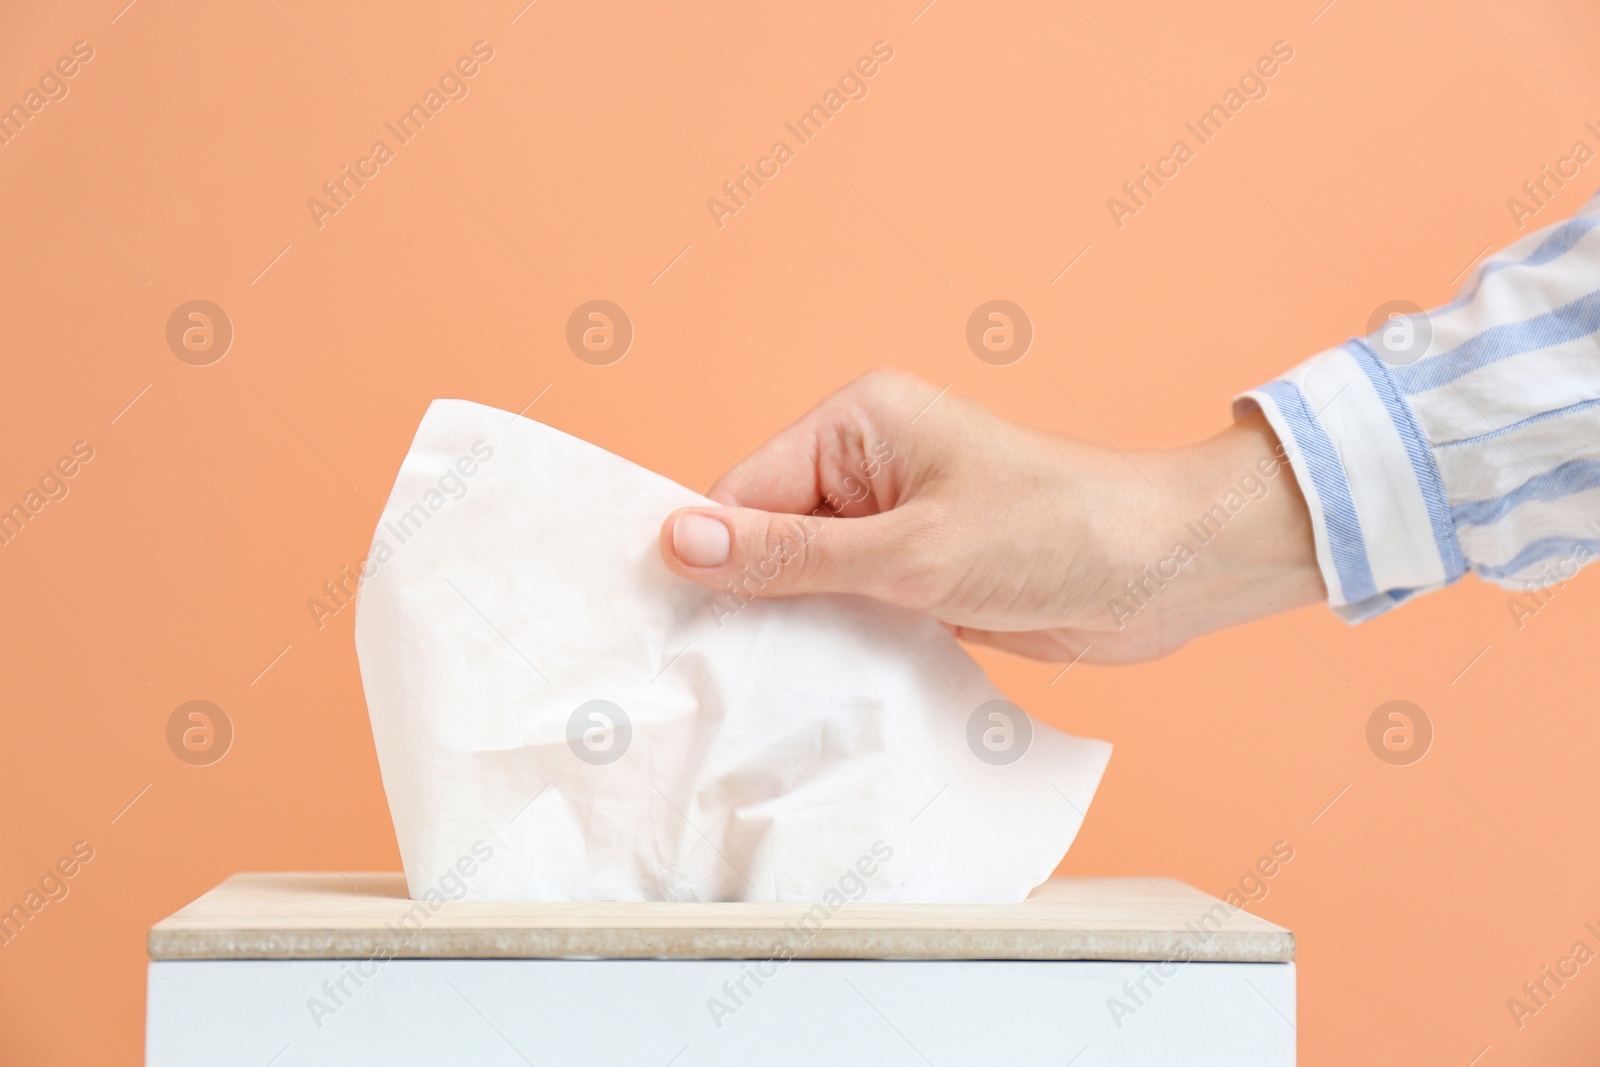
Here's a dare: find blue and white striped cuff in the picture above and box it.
[1235,342,1466,622]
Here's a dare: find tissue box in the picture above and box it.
[146,872,1296,1066]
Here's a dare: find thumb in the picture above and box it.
[659,505,905,601]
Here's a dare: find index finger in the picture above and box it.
[706,370,932,516]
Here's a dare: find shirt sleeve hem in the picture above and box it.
[1234,343,1464,621]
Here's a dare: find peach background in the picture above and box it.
[2,0,1598,1062]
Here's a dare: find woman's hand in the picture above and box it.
[658,369,1324,664]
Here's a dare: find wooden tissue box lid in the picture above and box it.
[148,873,1292,963]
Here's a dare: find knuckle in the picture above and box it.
[861,365,908,386]
[753,514,818,586]
[859,366,929,401]
[851,369,944,447]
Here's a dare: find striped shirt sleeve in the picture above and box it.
[1236,188,1600,622]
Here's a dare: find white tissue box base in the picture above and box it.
[147,957,1295,1066]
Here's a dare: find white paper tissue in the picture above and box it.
[355,399,1111,903]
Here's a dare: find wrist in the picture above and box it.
[1100,413,1323,646]
[1174,412,1324,624]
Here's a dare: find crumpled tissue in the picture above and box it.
[355,398,1111,903]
